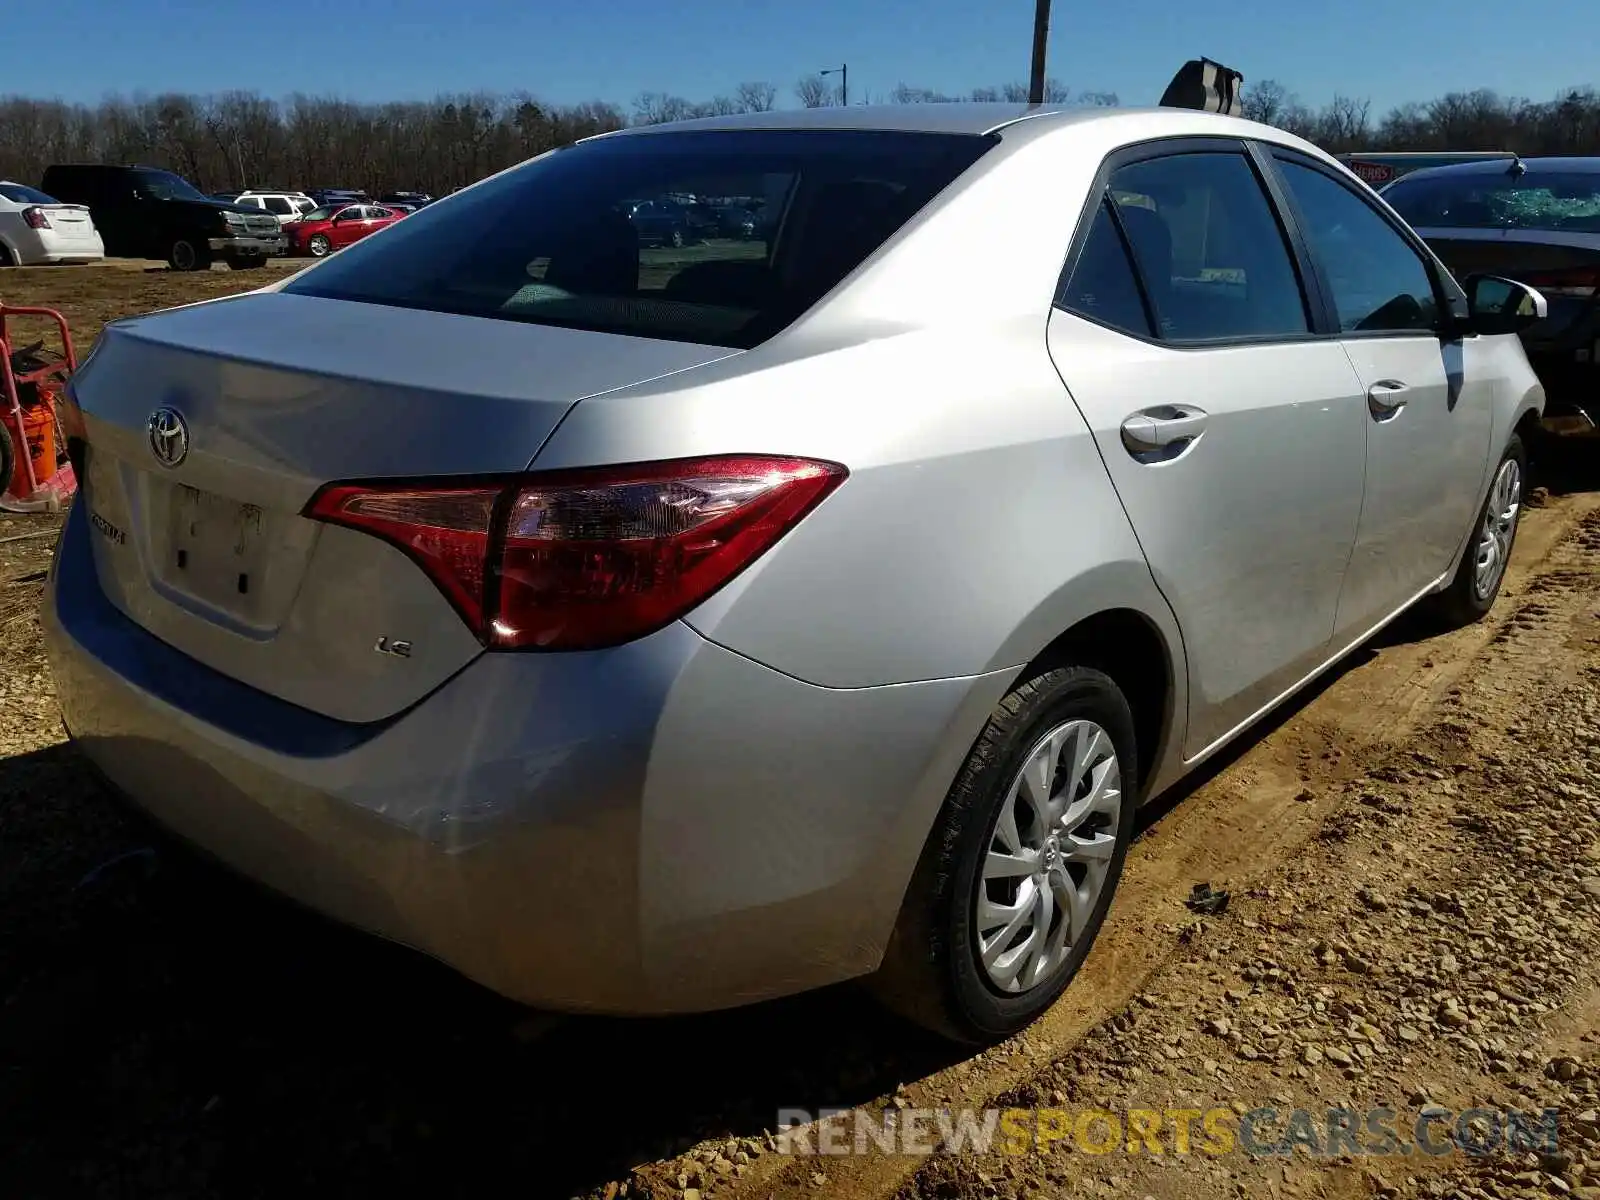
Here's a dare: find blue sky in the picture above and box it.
[16,0,1597,117]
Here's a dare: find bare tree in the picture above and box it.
[1241,79,1296,126]
[998,78,1071,103]
[795,75,832,109]
[891,84,961,104]
[1316,94,1373,152]
[632,92,695,125]
[735,81,778,112]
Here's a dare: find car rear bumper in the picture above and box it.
[43,502,1009,1014]
[11,229,105,265]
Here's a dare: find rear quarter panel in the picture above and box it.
[529,316,1179,692]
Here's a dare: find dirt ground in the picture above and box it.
[3,261,1600,1200]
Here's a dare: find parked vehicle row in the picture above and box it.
[0,168,434,270]
[34,165,283,271]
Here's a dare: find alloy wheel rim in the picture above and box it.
[1473,457,1522,601]
[172,241,195,270]
[310,236,330,257]
[975,718,1122,994]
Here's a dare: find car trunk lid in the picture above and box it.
[71,290,738,722]
[36,203,99,243]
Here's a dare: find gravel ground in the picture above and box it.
[4,262,1600,1200]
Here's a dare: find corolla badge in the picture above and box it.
[146,407,189,468]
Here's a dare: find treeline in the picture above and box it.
[1240,80,1600,156]
[0,76,1596,198]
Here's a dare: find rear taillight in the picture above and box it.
[1520,266,1600,298]
[21,207,51,230]
[307,455,847,651]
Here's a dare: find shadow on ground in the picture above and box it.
[0,741,966,1198]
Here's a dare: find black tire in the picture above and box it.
[0,243,15,266]
[307,234,332,258]
[167,239,208,272]
[1428,432,1527,629]
[868,665,1139,1045]
[668,227,686,248]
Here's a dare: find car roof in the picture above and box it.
[598,103,1177,139]
[584,105,1332,178]
[1392,156,1600,185]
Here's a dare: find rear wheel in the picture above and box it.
[1429,433,1526,628]
[167,239,208,272]
[0,243,15,266]
[869,666,1138,1045]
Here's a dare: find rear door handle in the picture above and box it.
[1120,405,1210,460]
[1367,379,1409,421]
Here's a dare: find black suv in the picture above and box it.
[39,164,286,271]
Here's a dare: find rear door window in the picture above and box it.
[283,129,994,348]
[263,196,294,215]
[1057,201,1154,338]
[1098,151,1312,341]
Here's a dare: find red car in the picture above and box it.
[287,202,404,258]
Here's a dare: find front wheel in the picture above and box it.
[307,234,332,258]
[868,665,1138,1045]
[1429,432,1527,628]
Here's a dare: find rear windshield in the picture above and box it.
[1384,171,1600,232]
[0,183,57,205]
[283,129,994,348]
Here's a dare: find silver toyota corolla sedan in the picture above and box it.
[44,101,1547,1045]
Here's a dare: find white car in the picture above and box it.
[233,191,317,225]
[0,181,104,265]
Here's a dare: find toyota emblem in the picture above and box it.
[146,407,189,469]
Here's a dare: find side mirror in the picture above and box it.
[1464,273,1548,335]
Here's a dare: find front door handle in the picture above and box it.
[1367,379,1409,421]
[1120,405,1210,460]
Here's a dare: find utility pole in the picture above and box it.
[1027,0,1051,104]
[822,63,848,106]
